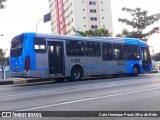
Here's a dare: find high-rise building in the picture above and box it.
[49,0,113,36]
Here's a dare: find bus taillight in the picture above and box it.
[25,56,30,72]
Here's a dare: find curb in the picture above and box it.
[151,70,159,73]
[0,80,14,85]
[0,78,54,86]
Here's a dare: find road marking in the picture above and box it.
[18,86,160,111]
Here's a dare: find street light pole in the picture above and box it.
[35,19,43,33]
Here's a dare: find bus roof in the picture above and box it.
[21,32,148,46]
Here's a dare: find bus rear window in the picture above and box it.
[11,35,23,49]
[10,34,23,57]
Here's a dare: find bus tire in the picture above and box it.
[132,65,139,76]
[69,66,83,82]
[113,74,119,78]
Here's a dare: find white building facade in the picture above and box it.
[49,0,113,35]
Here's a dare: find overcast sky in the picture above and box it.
[0,0,50,55]
[1,0,160,54]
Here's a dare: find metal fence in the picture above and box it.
[0,71,10,79]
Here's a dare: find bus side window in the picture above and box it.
[66,40,84,56]
[132,45,140,60]
[102,43,113,61]
[85,42,101,57]
[113,44,123,61]
[123,45,132,60]
[34,38,46,53]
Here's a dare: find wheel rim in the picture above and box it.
[73,70,80,80]
[133,67,138,74]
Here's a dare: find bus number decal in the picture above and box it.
[71,59,80,62]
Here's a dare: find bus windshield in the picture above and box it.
[10,34,24,57]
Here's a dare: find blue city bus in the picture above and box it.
[10,32,152,81]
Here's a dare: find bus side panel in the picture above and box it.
[30,37,49,78]
[24,33,37,77]
[126,60,142,74]
[64,56,87,76]
[30,53,49,78]
[85,57,103,76]
[64,41,87,77]
[113,61,126,74]
[101,61,114,75]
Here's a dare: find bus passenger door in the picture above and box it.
[48,41,64,76]
[141,47,150,71]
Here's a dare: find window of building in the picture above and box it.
[34,38,46,53]
[71,18,73,22]
[95,25,98,29]
[66,40,84,56]
[90,9,97,13]
[93,9,96,13]
[91,25,98,29]
[89,1,96,5]
[132,45,140,60]
[102,43,113,61]
[113,44,123,60]
[94,17,97,21]
[123,45,132,60]
[85,42,101,57]
[89,1,92,5]
[90,17,97,21]
[70,2,72,6]
[91,25,94,29]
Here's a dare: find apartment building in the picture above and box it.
[49,0,113,35]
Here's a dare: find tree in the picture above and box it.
[117,7,160,41]
[0,0,6,9]
[0,49,8,79]
[75,28,111,37]
[152,52,160,61]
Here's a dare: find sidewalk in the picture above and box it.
[0,78,54,86]
[0,78,26,85]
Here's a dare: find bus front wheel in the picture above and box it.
[133,66,139,76]
[69,67,83,82]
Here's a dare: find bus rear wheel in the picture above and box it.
[133,66,139,76]
[69,67,83,82]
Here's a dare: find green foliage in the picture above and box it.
[75,28,111,37]
[0,0,6,9]
[152,52,160,61]
[0,48,7,79]
[117,7,160,41]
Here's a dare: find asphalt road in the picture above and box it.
[0,73,160,120]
